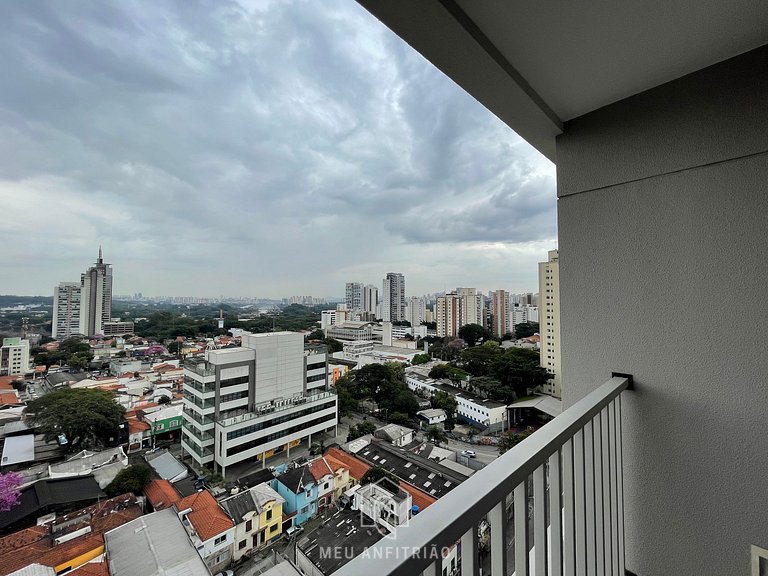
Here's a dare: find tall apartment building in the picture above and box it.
[181,331,337,476]
[511,304,539,328]
[435,293,463,337]
[381,273,405,322]
[79,248,113,337]
[345,282,363,311]
[456,287,484,327]
[539,250,561,398]
[362,284,378,315]
[404,296,427,328]
[52,282,82,339]
[0,337,30,376]
[490,290,511,338]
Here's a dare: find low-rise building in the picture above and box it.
[219,483,285,561]
[0,495,142,576]
[175,490,235,574]
[0,338,31,377]
[272,465,317,529]
[105,508,210,576]
[373,424,414,447]
[349,477,411,531]
[143,479,182,511]
[416,408,447,427]
[405,369,508,432]
[307,458,335,512]
[47,447,128,489]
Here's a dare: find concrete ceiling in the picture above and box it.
[358,0,768,162]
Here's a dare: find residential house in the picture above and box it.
[143,479,182,512]
[272,466,317,529]
[373,424,414,447]
[175,490,235,574]
[324,447,370,492]
[308,458,335,512]
[219,483,285,561]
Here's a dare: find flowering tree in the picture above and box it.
[0,471,23,512]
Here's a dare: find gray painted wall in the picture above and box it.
[557,46,768,576]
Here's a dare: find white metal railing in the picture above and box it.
[335,375,631,576]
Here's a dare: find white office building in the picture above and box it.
[181,331,337,476]
[52,282,82,339]
[539,250,561,398]
[0,337,31,377]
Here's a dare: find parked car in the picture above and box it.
[461,450,476,458]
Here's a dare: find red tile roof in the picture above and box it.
[399,481,437,511]
[127,419,150,433]
[144,479,181,511]
[0,376,17,390]
[0,496,141,576]
[71,561,109,576]
[0,392,19,405]
[324,448,371,481]
[308,457,333,482]
[176,490,234,542]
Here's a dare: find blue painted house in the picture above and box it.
[272,465,317,528]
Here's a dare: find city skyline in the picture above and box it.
[0,0,556,298]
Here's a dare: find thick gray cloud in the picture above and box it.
[0,0,556,298]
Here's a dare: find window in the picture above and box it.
[270,524,278,533]
[245,519,252,532]
[266,509,272,521]
[214,535,226,545]
[238,540,247,550]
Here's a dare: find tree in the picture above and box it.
[428,364,451,379]
[105,464,151,497]
[425,426,446,446]
[157,395,171,405]
[411,353,431,365]
[498,430,532,454]
[305,329,325,341]
[388,412,416,428]
[167,341,183,354]
[0,471,23,512]
[324,338,343,353]
[514,322,539,340]
[348,420,377,441]
[493,347,549,399]
[25,388,125,449]
[431,390,457,416]
[458,324,492,347]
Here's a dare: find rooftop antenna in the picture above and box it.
[97,245,103,264]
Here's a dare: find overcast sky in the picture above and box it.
[0,0,556,299]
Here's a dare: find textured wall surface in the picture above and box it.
[557,46,768,576]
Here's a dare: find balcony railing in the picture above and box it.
[335,375,631,576]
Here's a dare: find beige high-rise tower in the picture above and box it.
[539,250,561,398]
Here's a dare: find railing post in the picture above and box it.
[461,525,479,576]
[533,464,547,575]
[549,450,563,576]
[514,480,529,576]
[489,501,508,575]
